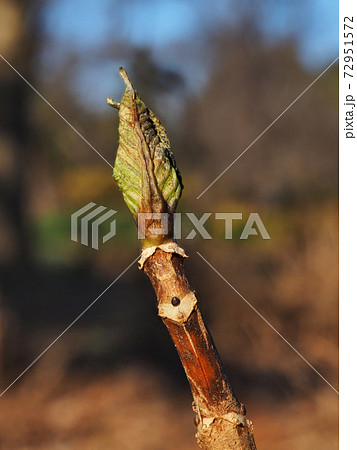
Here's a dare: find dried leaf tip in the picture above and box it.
[106,97,120,109]
[119,66,135,93]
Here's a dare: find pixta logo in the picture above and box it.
[71,206,270,248]
[71,202,117,249]
[137,212,270,240]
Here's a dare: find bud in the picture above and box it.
[107,67,183,247]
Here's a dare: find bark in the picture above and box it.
[143,248,256,449]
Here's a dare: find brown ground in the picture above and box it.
[0,360,338,450]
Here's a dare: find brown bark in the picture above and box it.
[143,248,256,449]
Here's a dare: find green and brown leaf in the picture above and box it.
[107,67,183,224]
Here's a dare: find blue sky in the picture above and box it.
[42,0,338,108]
[43,0,338,66]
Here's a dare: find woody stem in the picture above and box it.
[142,248,257,450]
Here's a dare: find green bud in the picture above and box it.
[107,67,183,247]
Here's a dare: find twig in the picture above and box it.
[108,67,257,449]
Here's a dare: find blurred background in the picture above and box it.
[0,0,338,448]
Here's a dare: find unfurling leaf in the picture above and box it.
[107,67,183,235]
